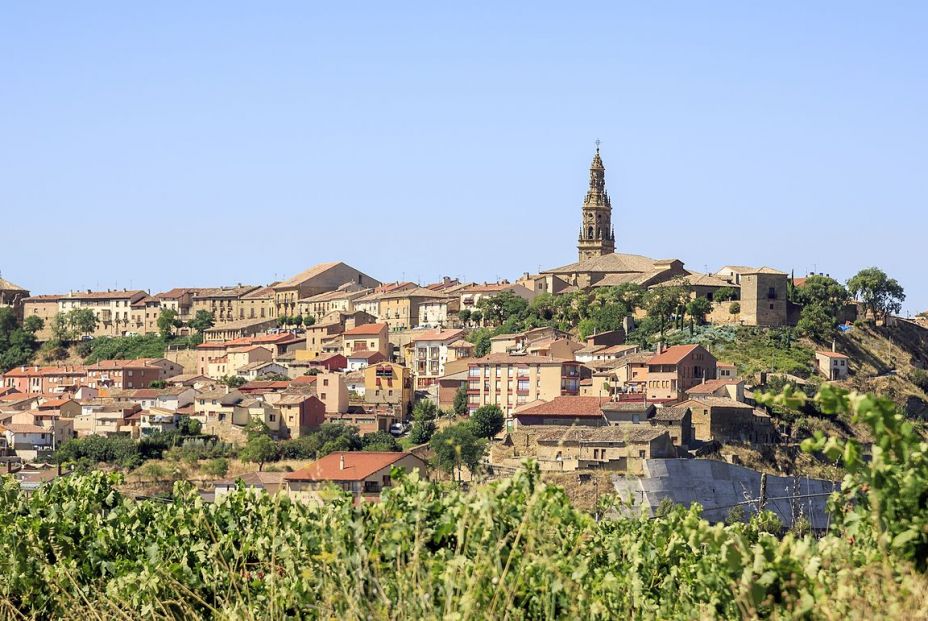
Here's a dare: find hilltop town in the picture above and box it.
[1,147,925,507]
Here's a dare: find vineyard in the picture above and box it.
[1,386,927,620]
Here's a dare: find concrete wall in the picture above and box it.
[610,459,837,528]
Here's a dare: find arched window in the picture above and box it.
[587,226,594,239]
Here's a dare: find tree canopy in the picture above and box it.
[429,423,486,481]
[469,404,504,440]
[848,267,905,320]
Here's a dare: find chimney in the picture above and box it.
[832,339,836,353]
[656,341,664,354]
[339,454,345,470]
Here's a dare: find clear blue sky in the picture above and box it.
[2,2,925,313]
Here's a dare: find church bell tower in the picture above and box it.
[577,141,615,261]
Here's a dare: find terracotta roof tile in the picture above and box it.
[284,451,418,482]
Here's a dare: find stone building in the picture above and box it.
[577,144,616,261]
[739,268,788,327]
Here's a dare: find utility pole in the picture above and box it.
[759,473,768,512]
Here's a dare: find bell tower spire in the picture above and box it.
[577,140,615,261]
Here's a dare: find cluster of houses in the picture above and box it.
[0,257,856,478]
[0,148,865,497]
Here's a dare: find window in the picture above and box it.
[269,414,276,422]
[638,450,646,458]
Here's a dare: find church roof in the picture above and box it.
[0,277,27,292]
[543,253,681,276]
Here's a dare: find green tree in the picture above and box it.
[466,326,495,357]
[189,310,215,334]
[412,398,438,421]
[643,286,687,339]
[178,416,202,436]
[713,286,739,302]
[0,308,39,371]
[67,308,99,338]
[847,267,905,321]
[220,375,246,388]
[408,419,436,445]
[22,315,44,334]
[469,310,483,327]
[797,302,839,341]
[430,423,486,481]
[457,308,472,326]
[156,308,181,339]
[203,458,229,478]
[277,315,290,328]
[239,435,278,472]
[452,386,468,416]
[476,291,528,327]
[469,404,504,440]
[294,315,304,327]
[729,301,741,315]
[361,431,400,452]
[49,313,73,343]
[796,275,850,316]
[685,297,713,325]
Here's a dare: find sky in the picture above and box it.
[1,2,926,313]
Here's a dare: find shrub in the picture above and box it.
[911,369,928,393]
[729,301,741,314]
[203,458,229,478]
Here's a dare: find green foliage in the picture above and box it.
[407,419,436,445]
[5,389,928,620]
[911,369,928,393]
[220,375,247,388]
[412,398,438,422]
[189,309,215,334]
[642,286,688,338]
[0,308,39,371]
[452,385,468,416]
[22,314,44,334]
[796,275,850,316]
[239,435,278,471]
[714,286,739,302]
[848,267,906,320]
[476,291,529,326]
[763,384,928,570]
[82,334,168,364]
[706,326,815,377]
[685,296,713,324]
[177,416,202,436]
[796,302,838,341]
[430,422,486,480]
[278,423,362,459]
[203,458,230,478]
[469,404,504,439]
[362,431,400,452]
[156,308,181,339]
[729,301,741,314]
[55,434,143,469]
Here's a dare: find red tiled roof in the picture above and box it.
[343,323,388,336]
[290,375,318,385]
[685,378,742,395]
[284,451,416,482]
[38,398,73,408]
[514,396,611,418]
[647,344,701,365]
[470,353,573,365]
[346,350,385,361]
[410,329,465,342]
[816,351,849,359]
